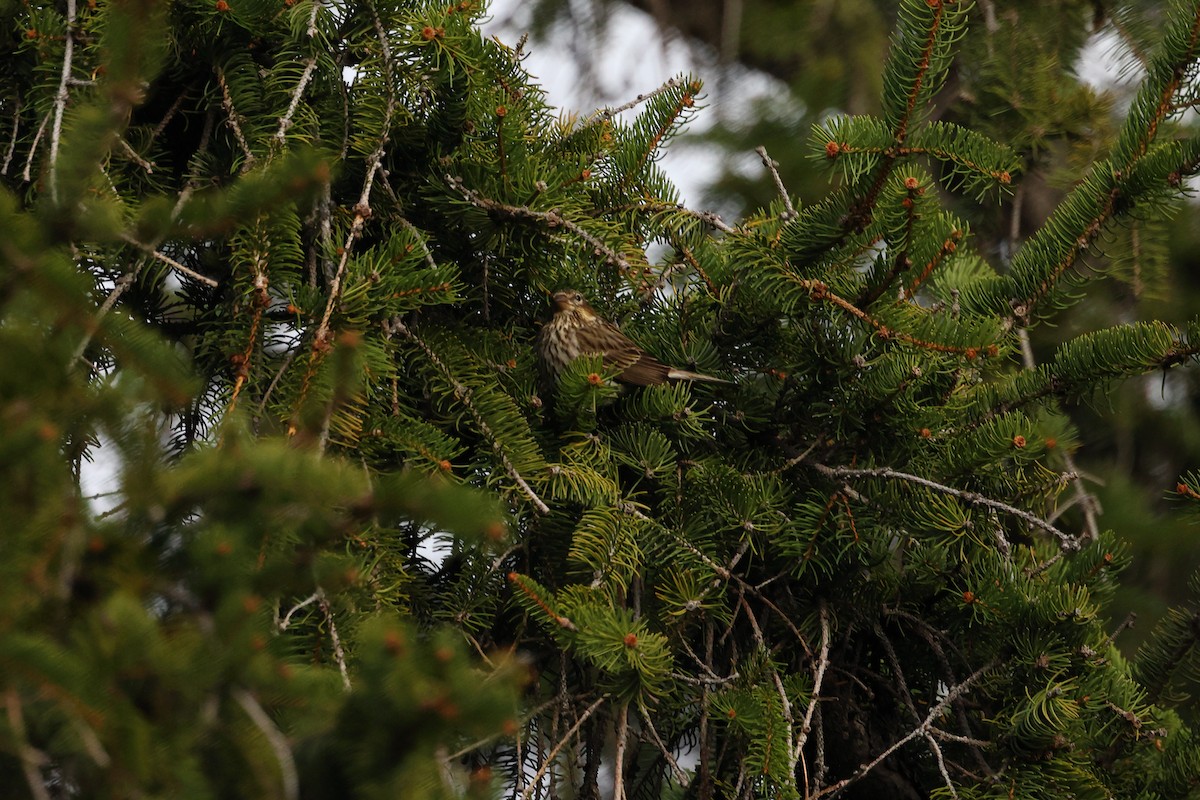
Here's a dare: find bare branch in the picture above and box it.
[23,111,50,183]
[613,702,629,800]
[233,688,300,800]
[519,697,606,800]
[2,93,22,176]
[317,588,351,690]
[638,701,690,786]
[119,233,219,287]
[217,67,257,171]
[277,591,321,630]
[756,145,797,221]
[48,0,77,204]
[583,77,683,126]
[116,136,155,173]
[795,602,831,762]
[71,269,138,369]
[5,690,52,800]
[274,57,319,145]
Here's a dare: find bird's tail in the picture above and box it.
[667,369,731,384]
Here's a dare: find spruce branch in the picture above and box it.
[892,0,944,146]
[1113,5,1200,170]
[788,276,991,356]
[232,688,300,800]
[583,76,684,126]
[226,269,269,420]
[737,591,798,789]
[808,463,1079,551]
[149,90,188,143]
[904,229,963,299]
[394,321,549,514]
[47,0,76,204]
[294,5,397,444]
[446,175,636,275]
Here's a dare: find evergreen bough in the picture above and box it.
[2,0,1200,798]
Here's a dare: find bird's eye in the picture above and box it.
[573,292,582,302]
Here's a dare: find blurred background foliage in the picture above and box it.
[497,0,1200,650]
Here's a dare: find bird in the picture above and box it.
[537,289,728,387]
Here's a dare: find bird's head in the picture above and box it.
[551,289,597,320]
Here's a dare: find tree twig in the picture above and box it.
[756,145,797,220]
[393,320,550,514]
[519,696,606,800]
[217,66,257,171]
[233,688,299,800]
[795,601,831,762]
[274,57,319,145]
[48,0,77,204]
[317,588,351,690]
[70,270,138,370]
[5,690,51,800]
[821,660,997,797]
[119,233,219,287]
[808,462,1079,551]
[1,92,21,176]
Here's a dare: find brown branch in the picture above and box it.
[613,702,630,800]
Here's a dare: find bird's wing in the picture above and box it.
[593,321,670,386]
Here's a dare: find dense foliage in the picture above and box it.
[4,0,1200,798]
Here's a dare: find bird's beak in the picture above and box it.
[552,291,571,311]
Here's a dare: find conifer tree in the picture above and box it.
[4,0,1200,799]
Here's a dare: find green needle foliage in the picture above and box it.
[3,0,1200,798]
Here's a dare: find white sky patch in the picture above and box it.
[481,0,786,205]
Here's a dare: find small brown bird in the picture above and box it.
[537,289,728,386]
